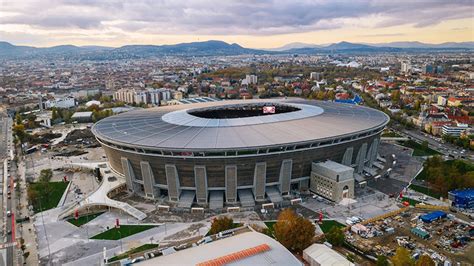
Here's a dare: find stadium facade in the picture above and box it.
[92,99,389,208]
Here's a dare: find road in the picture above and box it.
[0,113,15,266]
[392,127,473,160]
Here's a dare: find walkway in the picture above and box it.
[58,162,146,221]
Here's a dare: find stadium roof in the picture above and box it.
[136,232,302,266]
[92,98,389,150]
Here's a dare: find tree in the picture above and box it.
[274,209,315,254]
[13,124,28,143]
[39,169,53,183]
[415,255,435,266]
[27,187,39,206]
[391,247,414,266]
[15,113,22,125]
[376,255,389,266]
[209,216,234,235]
[391,90,401,103]
[51,108,60,121]
[325,225,345,246]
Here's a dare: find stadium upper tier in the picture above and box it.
[92,98,389,152]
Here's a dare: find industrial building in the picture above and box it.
[303,243,354,266]
[92,98,389,208]
[420,211,447,223]
[449,189,474,209]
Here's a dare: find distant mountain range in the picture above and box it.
[0,40,472,59]
[268,41,474,51]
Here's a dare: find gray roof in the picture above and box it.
[92,98,389,151]
[136,231,302,266]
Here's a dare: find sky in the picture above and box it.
[0,0,473,48]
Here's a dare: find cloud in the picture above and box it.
[0,0,472,46]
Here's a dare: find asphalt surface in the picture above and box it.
[0,114,15,266]
[397,127,473,160]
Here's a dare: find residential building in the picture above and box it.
[442,122,469,136]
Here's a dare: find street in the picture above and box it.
[0,111,21,266]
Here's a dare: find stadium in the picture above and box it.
[92,98,389,208]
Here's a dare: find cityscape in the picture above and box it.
[0,1,473,265]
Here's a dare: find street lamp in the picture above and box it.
[117,231,123,253]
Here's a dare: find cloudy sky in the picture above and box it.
[0,0,473,48]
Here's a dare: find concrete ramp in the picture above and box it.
[266,186,283,204]
[209,191,224,210]
[238,189,255,208]
[177,190,195,208]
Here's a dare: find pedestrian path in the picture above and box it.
[58,162,146,221]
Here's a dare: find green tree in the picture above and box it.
[39,169,53,183]
[376,255,389,266]
[51,108,60,121]
[208,216,234,235]
[325,225,345,246]
[391,90,401,103]
[391,247,414,266]
[13,124,28,143]
[274,209,315,254]
[15,113,22,125]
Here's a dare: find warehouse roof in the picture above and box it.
[137,232,302,266]
[420,211,447,223]
[92,98,389,150]
[303,244,354,266]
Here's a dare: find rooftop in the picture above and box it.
[137,232,302,266]
[92,98,389,150]
[303,244,353,266]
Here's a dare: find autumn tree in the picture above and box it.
[415,255,435,266]
[274,209,315,254]
[325,225,345,246]
[391,247,414,266]
[209,216,234,235]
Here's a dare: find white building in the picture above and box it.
[310,72,322,80]
[44,96,76,109]
[442,122,469,136]
[303,244,354,266]
[310,160,355,202]
[401,61,412,73]
[245,74,258,85]
[113,88,172,105]
[437,96,448,106]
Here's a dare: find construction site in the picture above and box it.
[345,206,474,264]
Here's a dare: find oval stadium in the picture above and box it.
[92,99,389,209]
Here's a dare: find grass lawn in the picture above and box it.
[67,212,105,227]
[398,140,440,157]
[29,181,69,213]
[108,243,159,262]
[319,220,346,233]
[401,197,421,206]
[91,225,157,240]
[264,221,276,237]
[408,184,442,199]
